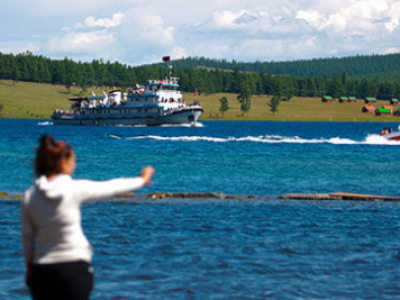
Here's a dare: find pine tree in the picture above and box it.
[219,97,229,117]
[237,75,252,116]
[268,96,280,115]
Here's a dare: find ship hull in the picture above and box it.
[52,108,203,126]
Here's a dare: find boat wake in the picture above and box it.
[37,121,53,126]
[161,122,204,127]
[114,122,204,128]
[109,134,400,145]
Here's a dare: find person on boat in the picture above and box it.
[389,128,393,134]
[22,134,155,300]
[382,128,389,136]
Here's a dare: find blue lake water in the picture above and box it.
[1,119,400,299]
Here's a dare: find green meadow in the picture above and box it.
[0,80,399,122]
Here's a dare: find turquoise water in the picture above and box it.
[1,119,400,299]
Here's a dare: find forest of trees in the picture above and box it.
[157,54,400,79]
[2,51,400,100]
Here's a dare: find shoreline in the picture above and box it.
[1,80,400,121]
[1,118,400,124]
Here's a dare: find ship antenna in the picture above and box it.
[168,64,173,80]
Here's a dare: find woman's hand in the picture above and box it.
[141,166,155,185]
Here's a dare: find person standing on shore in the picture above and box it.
[21,134,154,300]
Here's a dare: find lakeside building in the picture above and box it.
[339,96,357,104]
[348,97,357,103]
[362,105,376,113]
[375,107,392,116]
[322,96,334,103]
[383,105,394,113]
[365,97,378,104]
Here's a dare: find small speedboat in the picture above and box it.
[384,131,400,140]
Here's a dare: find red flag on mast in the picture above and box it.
[162,56,170,62]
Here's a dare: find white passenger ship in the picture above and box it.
[52,76,203,126]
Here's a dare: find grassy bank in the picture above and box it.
[0,80,399,122]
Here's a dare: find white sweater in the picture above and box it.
[22,174,145,265]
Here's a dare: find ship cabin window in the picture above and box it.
[161,85,177,91]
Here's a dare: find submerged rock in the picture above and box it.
[147,193,231,199]
[2,190,399,202]
[278,193,340,200]
[279,192,400,201]
[0,191,22,200]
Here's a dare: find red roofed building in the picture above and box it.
[362,105,376,113]
[383,105,394,113]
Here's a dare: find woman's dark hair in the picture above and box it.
[35,134,73,177]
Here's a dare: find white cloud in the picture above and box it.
[5,0,400,65]
[296,10,326,30]
[43,8,177,64]
[48,30,114,53]
[192,6,301,41]
[385,2,400,31]
[210,9,253,28]
[296,0,395,34]
[118,8,175,53]
[84,13,124,28]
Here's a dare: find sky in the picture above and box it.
[1,0,400,66]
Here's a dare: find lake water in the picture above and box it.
[1,119,400,299]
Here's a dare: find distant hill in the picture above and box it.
[155,54,400,80]
[2,51,400,100]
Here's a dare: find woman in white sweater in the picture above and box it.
[22,134,154,300]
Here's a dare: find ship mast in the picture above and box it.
[163,56,178,84]
[162,56,173,82]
